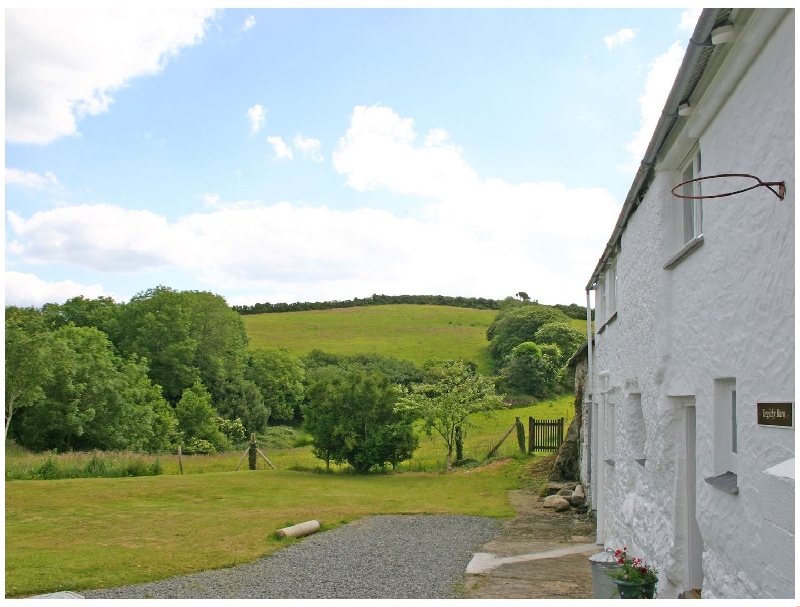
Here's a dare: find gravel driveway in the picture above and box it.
[83,515,501,599]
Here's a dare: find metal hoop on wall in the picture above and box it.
[671,173,786,201]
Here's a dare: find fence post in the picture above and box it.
[177,444,183,475]
[248,433,257,470]
[529,417,534,453]
[516,417,526,453]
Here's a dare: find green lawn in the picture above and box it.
[5,397,575,597]
[242,305,497,374]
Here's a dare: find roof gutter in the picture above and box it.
[586,8,721,291]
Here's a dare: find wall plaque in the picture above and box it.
[757,402,793,428]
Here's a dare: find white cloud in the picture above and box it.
[293,135,323,162]
[243,15,256,31]
[622,40,685,171]
[6,104,620,306]
[604,28,637,50]
[5,8,216,145]
[678,8,702,32]
[5,271,111,308]
[247,104,266,136]
[6,167,60,190]
[267,136,294,160]
[7,205,177,271]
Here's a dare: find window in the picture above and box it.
[605,262,617,318]
[706,379,739,494]
[605,402,616,463]
[681,149,703,245]
[664,147,704,269]
[596,259,617,331]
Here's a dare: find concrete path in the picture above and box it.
[460,489,600,599]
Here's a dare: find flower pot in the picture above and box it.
[612,578,656,599]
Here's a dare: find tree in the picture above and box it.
[12,325,174,452]
[5,308,52,439]
[486,304,570,363]
[395,360,505,472]
[115,287,250,405]
[499,342,562,398]
[215,376,269,434]
[533,322,585,365]
[175,381,227,453]
[303,370,418,473]
[246,348,305,423]
[516,291,530,302]
[41,295,119,336]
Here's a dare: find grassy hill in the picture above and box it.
[242,304,497,373]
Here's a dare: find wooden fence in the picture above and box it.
[528,417,564,453]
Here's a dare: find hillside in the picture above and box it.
[242,304,497,373]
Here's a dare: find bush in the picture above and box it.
[182,437,217,455]
[303,370,418,473]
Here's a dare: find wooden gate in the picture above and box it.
[528,417,564,453]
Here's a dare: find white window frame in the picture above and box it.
[680,149,703,245]
[605,261,617,318]
[664,147,704,269]
[713,378,738,475]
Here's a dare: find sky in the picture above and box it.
[4,7,702,309]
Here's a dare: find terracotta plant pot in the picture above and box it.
[612,578,656,599]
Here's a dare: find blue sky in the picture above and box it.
[5,7,701,308]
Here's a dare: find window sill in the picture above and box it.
[664,235,704,269]
[596,311,618,334]
[704,471,739,494]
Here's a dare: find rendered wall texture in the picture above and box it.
[590,9,794,599]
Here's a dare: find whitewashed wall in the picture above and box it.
[590,9,794,599]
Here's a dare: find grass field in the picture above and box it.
[242,304,497,374]
[5,396,575,597]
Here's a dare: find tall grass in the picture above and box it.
[5,450,163,481]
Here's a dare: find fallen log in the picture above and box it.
[276,519,321,539]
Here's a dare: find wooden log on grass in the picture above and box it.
[276,520,321,539]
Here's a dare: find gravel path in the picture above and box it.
[83,515,501,599]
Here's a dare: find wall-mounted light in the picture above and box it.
[711,24,734,45]
[678,102,693,117]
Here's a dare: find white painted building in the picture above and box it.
[582,8,794,599]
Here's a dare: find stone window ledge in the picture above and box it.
[664,235,704,270]
[597,311,618,334]
[704,471,739,494]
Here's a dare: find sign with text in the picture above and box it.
[757,402,793,428]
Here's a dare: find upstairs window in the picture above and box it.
[605,262,617,318]
[681,149,703,245]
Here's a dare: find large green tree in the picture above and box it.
[395,360,504,471]
[303,370,418,473]
[486,304,570,363]
[13,325,174,452]
[533,322,585,365]
[5,307,52,439]
[246,348,305,423]
[115,287,249,404]
[175,380,228,454]
[498,341,562,397]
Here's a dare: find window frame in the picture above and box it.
[664,147,705,269]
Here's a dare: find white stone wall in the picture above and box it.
[589,9,794,599]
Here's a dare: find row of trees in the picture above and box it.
[6,288,305,453]
[232,293,592,319]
